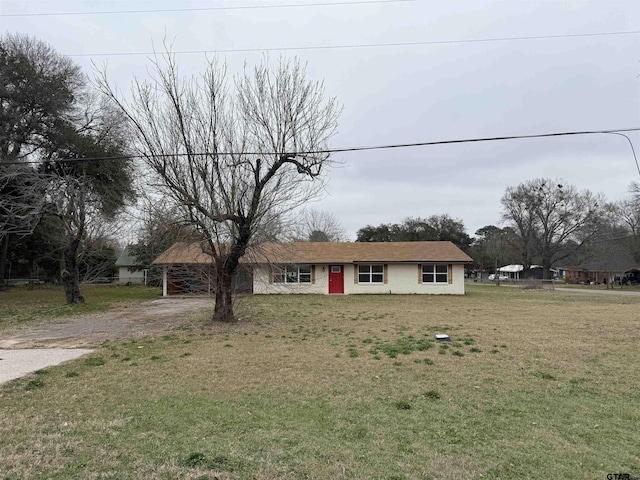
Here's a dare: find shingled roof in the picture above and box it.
[153,242,215,265]
[560,236,640,273]
[115,246,143,267]
[153,241,473,265]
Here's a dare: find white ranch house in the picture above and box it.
[153,241,473,296]
[115,246,147,285]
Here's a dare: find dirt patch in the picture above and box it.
[0,297,215,348]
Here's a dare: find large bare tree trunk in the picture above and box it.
[542,259,552,280]
[61,238,84,304]
[213,266,234,322]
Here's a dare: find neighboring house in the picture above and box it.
[153,241,473,296]
[562,262,640,285]
[497,264,524,280]
[560,237,640,284]
[115,246,147,285]
[496,264,547,280]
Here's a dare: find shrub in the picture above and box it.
[25,378,45,390]
[424,390,441,400]
[394,399,412,410]
[84,357,106,367]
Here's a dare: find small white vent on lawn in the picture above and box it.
[435,334,451,342]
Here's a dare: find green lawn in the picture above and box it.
[1,286,639,479]
[0,284,161,329]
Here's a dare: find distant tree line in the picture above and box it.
[356,214,472,250]
[353,180,639,281]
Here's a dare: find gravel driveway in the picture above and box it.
[0,297,215,386]
[0,297,214,349]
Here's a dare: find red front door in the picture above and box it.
[328,265,344,294]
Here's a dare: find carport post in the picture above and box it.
[162,266,168,297]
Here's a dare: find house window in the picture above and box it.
[422,264,448,283]
[273,265,312,284]
[358,264,384,284]
[299,265,312,283]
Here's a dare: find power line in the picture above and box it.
[62,30,640,58]
[0,0,412,17]
[604,132,640,176]
[2,127,639,166]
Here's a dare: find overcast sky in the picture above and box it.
[2,0,639,240]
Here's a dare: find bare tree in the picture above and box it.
[128,200,203,286]
[616,184,640,262]
[0,165,43,237]
[294,208,347,242]
[97,52,340,322]
[78,225,120,284]
[501,179,605,278]
[500,190,538,270]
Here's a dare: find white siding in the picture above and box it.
[253,263,466,295]
[253,265,328,294]
[345,263,464,295]
[118,267,146,285]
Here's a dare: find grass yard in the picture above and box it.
[1,285,639,479]
[0,284,161,330]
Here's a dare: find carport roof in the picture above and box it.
[153,241,473,265]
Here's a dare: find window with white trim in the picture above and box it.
[358,264,384,284]
[422,264,448,283]
[273,265,312,284]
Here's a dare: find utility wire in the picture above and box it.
[0,0,413,17]
[604,132,640,176]
[64,30,640,57]
[2,127,639,166]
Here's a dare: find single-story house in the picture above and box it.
[562,263,640,285]
[115,246,147,285]
[153,241,473,296]
[496,264,547,280]
[560,236,640,284]
[497,264,523,280]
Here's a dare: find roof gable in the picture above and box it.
[115,246,143,267]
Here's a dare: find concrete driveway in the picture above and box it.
[0,348,93,386]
